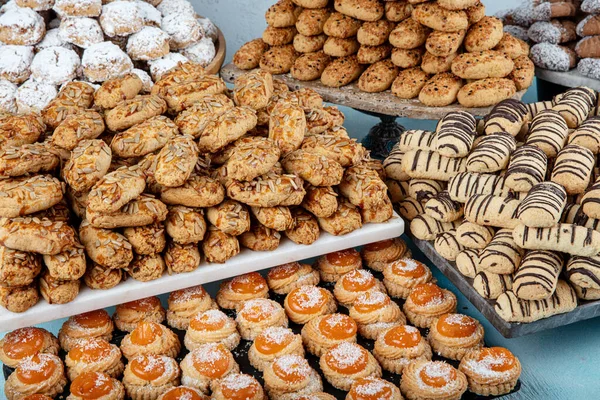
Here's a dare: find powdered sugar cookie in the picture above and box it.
[156,0,195,16]
[16,79,58,114]
[30,47,80,86]
[0,45,33,84]
[58,17,104,49]
[0,79,17,113]
[131,68,153,92]
[36,28,73,52]
[53,0,101,17]
[578,58,600,80]
[181,37,216,67]
[82,41,133,82]
[136,0,161,27]
[162,13,203,50]
[126,26,170,61]
[147,53,189,81]
[0,7,45,45]
[530,42,576,72]
[100,1,144,37]
[198,16,218,42]
[15,0,54,11]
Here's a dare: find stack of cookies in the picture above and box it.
[233,0,535,108]
[576,1,600,79]
[0,0,219,115]
[384,86,600,324]
[0,61,394,315]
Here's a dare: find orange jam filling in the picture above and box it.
[350,378,394,400]
[230,272,266,294]
[21,395,52,400]
[409,283,444,307]
[130,322,162,346]
[354,291,390,314]
[70,372,113,398]
[325,344,368,374]
[287,287,327,314]
[437,314,477,338]
[161,387,204,400]
[272,357,308,383]
[69,339,112,362]
[364,239,393,252]
[391,259,427,278]
[384,326,421,348]
[72,310,110,329]
[130,356,166,381]
[326,249,359,267]
[170,286,207,303]
[193,344,230,379]
[341,270,375,292]
[190,311,226,332]
[16,355,56,384]
[268,263,300,280]
[120,297,161,312]
[241,301,275,323]
[318,314,357,340]
[221,375,259,399]
[419,363,457,388]
[478,347,516,372]
[3,328,44,360]
[254,330,293,355]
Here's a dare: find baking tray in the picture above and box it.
[409,236,600,338]
[0,214,404,333]
[3,277,520,399]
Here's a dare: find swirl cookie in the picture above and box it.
[466,133,516,173]
[513,250,563,301]
[505,145,547,192]
[402,150,467,181]
[526,109,569,158]
[512,223,600,257]
[551,145,595,195]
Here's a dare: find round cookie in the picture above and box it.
[392,67,430,99]
[30,47,80,86]
[457,78,517,108]
[16,79,57,114]
[0,45,33,84]
[357,44,392,64]
[127,26,170,61]
[82,41,134,82]
[99,1,144,37]
[0,7,45,45]
[181,37,217,67]
[464,16,504,52]
[36,28,74,52]
[419,72,464,107]
[162,13,203,50]
[413,2,469,32]
[53,0,102,17]
[59,17,104,49]
[0,79,17,113]
[321,55,364,88]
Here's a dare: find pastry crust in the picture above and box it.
[383,258,433,299]
[216,272,269,310]
[67,371,125,400]
[333,269,386,307]
[167,285,217,330]
[59,310,114,352]
[319,342,382,391]
[4,354,67,400]
[349,291,407,339]
[316,248,362,282]
[0,327,59,368]
[120,322,181,360]
[65,338,124,381]
[114,297,166,333]
[428,314,485,360]
[267,262,320,294]
[212,373,266,400]
[263,354,323,400]
[284,285,337,324]
[122,355,181,400]
[458,347,521,396]
[347,377,404,400]
[236,298,288,340]
[361,238,409,272]
[373,325,432,375]
[402,283,457,328]
[180,344,239,394]
[184,309,240,351]
[400,360,468,400]
[248,327,304,371]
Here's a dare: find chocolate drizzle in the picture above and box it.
[513,250,563,299]
[517,182,567,224]
[436,111,477,158]
[466,132,516,173]
[553,87,597,127]
[464,194,521,229]
[398,129,437,152]
[566,255,600,287]
[484,99,528,135]
[402,150,467,181]
[479,229,524,274]
[526,109,569,157]
[551,144,595,192]
[448,172,511,203]
[505,145,547,192]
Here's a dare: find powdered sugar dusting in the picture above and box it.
[327,342,366,368]
[355,291,388,307]
[36,28,73,52]
[127,26,169,61]
[30,47,80,85]
[18,353,56,374]
[273,354,310,376]
[100,1,143,37]
[417,362,455,390]
[131,68,153,92]
[16,79,57,114]
[393,258,420,272]
[342,269,374,288]
[170,285,207,304]
[578,58,600,79]
[465,351,514,378]
[191,343,230,372]
[0,45,33,83]
[220,372,259,391]
[135,0,161,26]
[354,377,392,397]
[582,0,600,13]
[532,3,551,21]
[59,17,104,49]
[0,78,17,113]
[238,298,279,320]
[290,286,326,309]
[192,309,227,327]
[156,0,195,17]
[197,16,218,42]
[82,41,133,82]
[530,43,571,72]
[443,313,474,327]
[181,36,215,67]
[0,7,44,45]
[161,13,202,50]
[259,326,294,345]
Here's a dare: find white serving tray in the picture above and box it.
[0,215,404,332]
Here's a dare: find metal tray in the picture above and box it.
[410,236,600,338]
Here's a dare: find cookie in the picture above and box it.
[63,139,112,193]
[436,111,477,158]
[321,55,365,88]
[448,172,511,203]
[234,69,274,111]
[426,29,466,57]
[339,165,388,209]
[413,2,469,32]
[323,36,360,57]
[419,72,463,107]
[390,47,423,69]
[458,78,517,108]
[421,51,457,74]
[425,191,463,223]
[456,249,481,278]
[105,95,167,132]
[51,110,105,151]
[382,145,409,182]
[357,19,395,46]
[199,107,258,154]
[530,43,577,72]
[302,134,366,167]
[581,177,600,219]
[160,174,225,208]
[494,33,530,60]
[484,99,528,136]
[399,197,425,221]
[292,0,328,8]
[464,16,504,52]
[269,103,306,155]
[526,109,569,158]
[410,214,459,241]
[302,185,338,218]
[456,221,495,249]
[505,145,548,193]
[509,55,535,91]
[408,179,444,205]
[466,133,516,173]
[333,0,384,22]
[323,12,362,38]
[357,44,393,64]
[385,1,413,22]
[389,18,430,49]
[0,143,59,178]
[568,117,600,154]
[294,34,328,53]
[513,223,600,257]
[260,44,299,75]
[513,250,563,301]
[87,195,168,229]
[224,137,281,182]
[234,39,269,70]
[358,59,398,93]
[174,95,234,139]
[154,135,198,188]
[478,228,524,275]
[266,0,301,28]
[551,144,595,195]
[94,73,143,109]
[464,194,520,229]
[398,129,437,152]
[282,149,344,187]
[552,87,597,129]
[317,199,362,236]
[465,1,486,24]
[227,173,305,208]
[435,229,464,261]
[296,8,330,36]
[473,271,513,300]
[391,67,429,99]
[566,256,600,290]
[451,50,514,80]
[402,150,467,181]
[576,14,600,37]
[361,196,394,223]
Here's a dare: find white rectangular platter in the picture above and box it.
[0,215,404,332]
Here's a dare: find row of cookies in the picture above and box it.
[233,0,536,108]
[0,243,522,400]
[383,89,600,323]
[0,63,395,314]
[0,0,219,115]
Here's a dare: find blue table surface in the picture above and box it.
[2,235,599,399]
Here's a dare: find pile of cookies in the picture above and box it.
[0,243,523,400]
[0,62,394,315]
[384,86,600,324]
[232,0,535,108]
[0,0,219,115]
